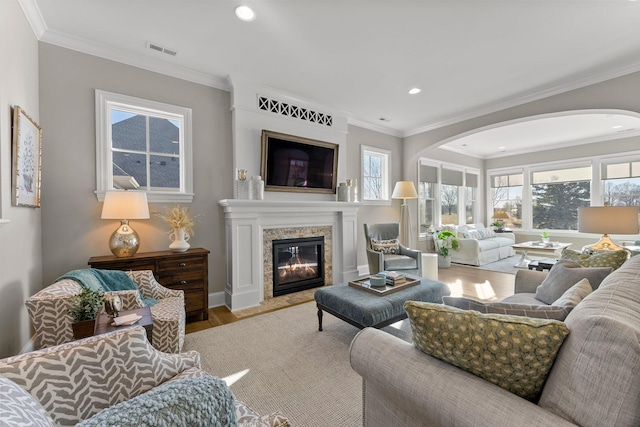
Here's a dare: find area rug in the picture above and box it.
[183,301,412,427]
[456,255,543,275]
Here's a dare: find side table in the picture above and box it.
[95,307,153,344]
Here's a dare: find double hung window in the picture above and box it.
[95,90,193,202]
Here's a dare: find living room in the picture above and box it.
[1,1,640,424]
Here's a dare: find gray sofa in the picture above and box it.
[350,254,640,426]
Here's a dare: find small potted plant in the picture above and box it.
[434,230,459,268]
[490,221,505,231]
[540,231,550,244]
[68,288,104,339]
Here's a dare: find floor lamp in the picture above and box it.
[392,181,418,247]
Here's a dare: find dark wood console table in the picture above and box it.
[88,248,210,321]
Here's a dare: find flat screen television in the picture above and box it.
[260,130,338,194]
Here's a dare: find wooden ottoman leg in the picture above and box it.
[317,304,323,331]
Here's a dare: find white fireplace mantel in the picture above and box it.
[218,199,360,311]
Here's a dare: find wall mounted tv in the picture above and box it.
[260,130,338,194]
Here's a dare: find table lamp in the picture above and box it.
[392,181,418,246]
[578,206,639,252]
[492,210,509,225]
[101,190,150,257]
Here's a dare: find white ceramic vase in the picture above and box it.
[169,227,190,252]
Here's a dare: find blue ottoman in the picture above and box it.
[314,278,450,330]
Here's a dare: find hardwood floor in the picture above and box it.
[185,264,515,334]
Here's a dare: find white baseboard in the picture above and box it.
[357,264,370,278]
[208,291,225,308]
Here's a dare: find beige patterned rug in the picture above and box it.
[183,301,412,426]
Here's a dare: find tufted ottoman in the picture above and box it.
[314,278,450,330]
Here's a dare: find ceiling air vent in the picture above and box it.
[146,42,178,56]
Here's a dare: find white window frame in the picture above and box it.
[95,90,194,203]
[360,145,391,204]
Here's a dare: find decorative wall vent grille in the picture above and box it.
[258,96,333,127]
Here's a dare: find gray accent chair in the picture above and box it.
[364,223,422,276]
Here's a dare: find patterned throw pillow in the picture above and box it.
[0,376,54,427]
[442,296,573,321]
[561,248,628,270]
[370,238,399,254]
[405,301,570,401]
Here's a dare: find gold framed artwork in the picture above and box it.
[12,106,42,207]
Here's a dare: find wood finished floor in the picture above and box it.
[185,264,515,334]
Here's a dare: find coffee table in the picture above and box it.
[314,276,450,331]
[95,307,153,344]
[511,241,571,268]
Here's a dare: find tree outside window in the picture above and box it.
[491,173,523,229]
[531,166,591,230]
[361,146,390,201]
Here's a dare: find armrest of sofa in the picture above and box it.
[0,327,201,426]
[350,328,576,427]
[514,269,548,294]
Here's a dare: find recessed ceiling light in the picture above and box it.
[378,117,391,122]
[408,88,421,95]
[235,5,256,21]
[498,146,506,152]
[612,125,624,129]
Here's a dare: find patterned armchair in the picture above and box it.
[0,327,289,427]
[25,270,185,353]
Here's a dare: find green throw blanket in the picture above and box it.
[76,376,237,427]
[56,269,157,307]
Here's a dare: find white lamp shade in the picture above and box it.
[578,206,639,234]
[101,191,150,220]
[392,181,418,199]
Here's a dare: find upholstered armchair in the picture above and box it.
[25,270,185,353]
[364,223,422,276]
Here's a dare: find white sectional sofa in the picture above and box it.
[441,223,515,266]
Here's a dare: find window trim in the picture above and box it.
[95,90,194,203]
[360,145,391,205]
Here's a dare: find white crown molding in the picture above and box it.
[39,29,230,90]
[18,0,47,39]
[403,61,640,138]
[347,118,403,138]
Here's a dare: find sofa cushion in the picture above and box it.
[560,248,628,270]
[383,254,417,270]
[370,238,399,254]
[0,376,54,427]
[405,301,569,401]
[534,260,612,304]
[77,376,236,427]
[443,296,573,321]
[551,278,592,307]
[538,255,640,427]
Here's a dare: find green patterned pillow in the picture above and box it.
[561,248,628,270]
[405,301,570,401]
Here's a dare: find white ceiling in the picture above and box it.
[22,0,640,156]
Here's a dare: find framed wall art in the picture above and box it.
[12,106,42,207]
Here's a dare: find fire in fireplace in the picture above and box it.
[272,236,324,296]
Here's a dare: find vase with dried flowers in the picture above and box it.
[154,205,197,252]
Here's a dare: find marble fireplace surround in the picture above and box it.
[218,199,359,311]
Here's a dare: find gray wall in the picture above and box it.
[346,125,404,272]
[38,43,233,295]
[0,1,42,358]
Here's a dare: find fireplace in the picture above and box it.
[272,236,325,297]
